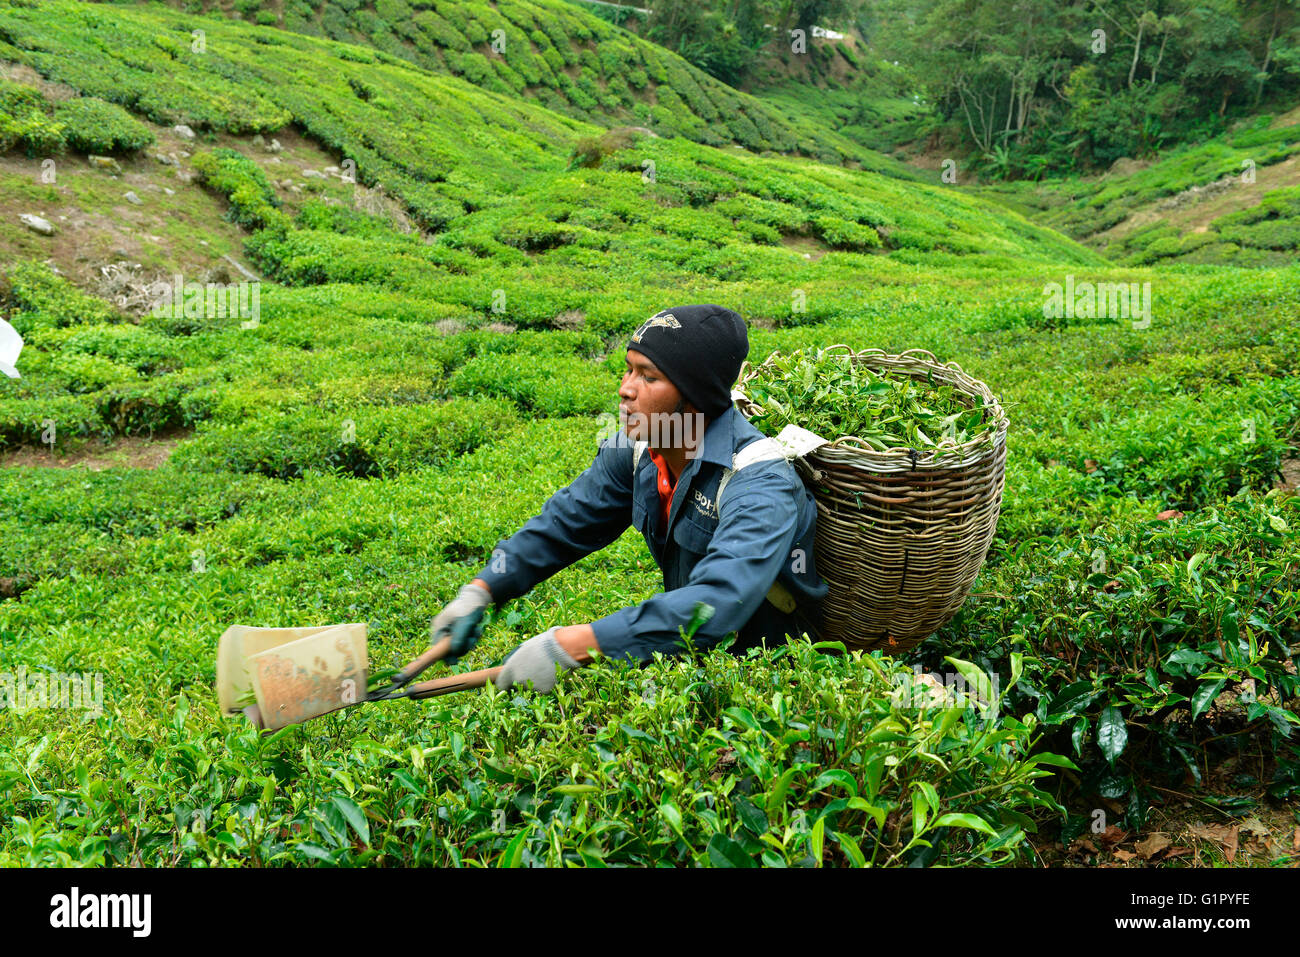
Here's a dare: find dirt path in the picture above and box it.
[0,431,187,470]
[1093,151,1300,245]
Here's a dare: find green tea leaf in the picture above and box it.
[1191,679,1227,720]
[811,769,858,797]
[498,830,527,868]
[732,795,768,835]
[551,784,600,795]
[1097,706,1127,764]
[832,830,867,867]
[1047,681,1100,718]
[1028,752,1081,771]
[330,794,369,846]
[706,833,756,868]
[933,813,997,835]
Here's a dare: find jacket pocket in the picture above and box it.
[672,512,715,558]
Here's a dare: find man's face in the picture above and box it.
[619,350,701,450]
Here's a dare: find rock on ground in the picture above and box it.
[20,214,54,235]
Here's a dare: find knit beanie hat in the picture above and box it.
[626,304,749,418]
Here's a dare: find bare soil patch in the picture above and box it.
[0,429,189,470]
[1093,152,1300,245]
[781,233,832,262]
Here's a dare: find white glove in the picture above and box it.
[494,627,578,694]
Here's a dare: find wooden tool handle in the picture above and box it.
[395,636,454,683]
[402,666,502,700]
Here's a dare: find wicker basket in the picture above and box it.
[734,346,1009,653]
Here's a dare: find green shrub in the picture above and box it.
[42,323,182,376]
[452,51,493,84]
[0,393,104,447]
[2,261,120,334]
[52,96,154,153]
[412,10,470,50]
[18,350,138,394]
[192,148,291,234]
[938,487,1300,831]
[497,215,580,251]
[447,353,614,416]
[0,80,65,155]
[713,194,808,233]
[95,370,212,435]
[171,397,518,479]
[812,215,882,251]
[1216,220,1300,251]
[541,46,565,77]
[1077,378,1299,510]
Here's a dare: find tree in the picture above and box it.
[1237,0,1300,104]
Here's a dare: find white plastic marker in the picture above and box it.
[0,318,22,378]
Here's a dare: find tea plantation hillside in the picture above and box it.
[980,108,1300,270]
[0,0,1297,868]
[80,0,917,177]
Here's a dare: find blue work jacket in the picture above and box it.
[475,404,828,663]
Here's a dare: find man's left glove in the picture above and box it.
[494,627,578,694]
[430,582,492,665]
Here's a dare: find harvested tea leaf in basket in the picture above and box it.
[744,348,993,451]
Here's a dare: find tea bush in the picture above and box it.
[53,95,154,153]
[16,351,139,395]
[812,215,883,252]
[0,78,66,155]
[37,323,184,377]
[933,488,1300,830]
[192,147,291,235]
[0,394,103,446]
[170,398,519,480]
[0,640,1070,866]
[447,354,614,417]
[95,370,214,435]
[2,261,121,334]
[984,120,1300,267]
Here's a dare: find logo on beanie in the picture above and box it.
[631,313,681,343]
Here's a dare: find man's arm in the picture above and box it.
[586,464,804,663]
[474,436,635,607]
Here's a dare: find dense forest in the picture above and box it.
[617,0,1300,175]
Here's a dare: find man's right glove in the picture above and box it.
[430,582,492,664]
[493,627,578,694]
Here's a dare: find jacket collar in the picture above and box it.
[695,404,744,469]
[638,404,748,543]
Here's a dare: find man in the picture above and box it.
[429,304,828,693]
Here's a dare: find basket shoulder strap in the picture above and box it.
[717,437,787,509]
[716,425,825,509]
[631,440,648,471]
[717,437,806,615]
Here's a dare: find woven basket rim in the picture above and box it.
[735,345,1010,468]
